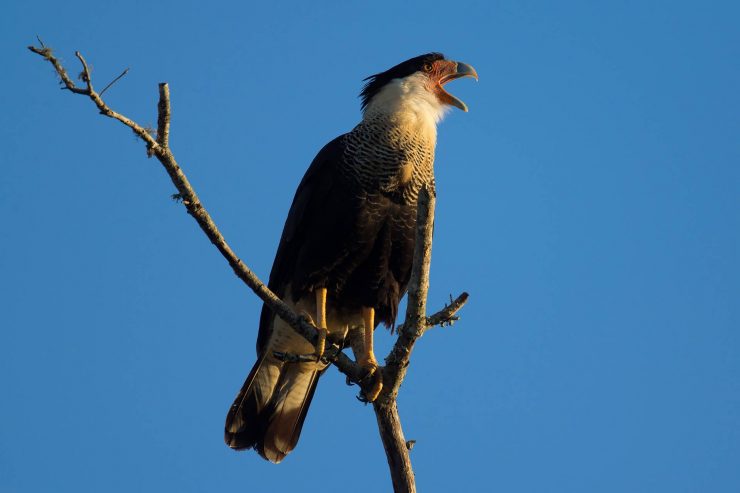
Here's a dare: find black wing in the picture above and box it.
[256,135,355,354]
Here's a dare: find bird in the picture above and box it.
[224,53,477,463]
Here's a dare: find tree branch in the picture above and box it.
[29,43,469,493]
[374,400,416,493]
[370,186,434,493]
[157,83,170,148]
[99,67,129,96]
[393,292,469,337]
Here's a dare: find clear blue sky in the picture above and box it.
[2,1,739,491]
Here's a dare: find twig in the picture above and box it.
[28,46,159,153]
[157,83,170,147]
[392,291,469,336]
[100,68,130,96]
[28,44,85,95]
[75,51,92,86]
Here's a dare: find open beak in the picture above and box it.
[439,61,478,112]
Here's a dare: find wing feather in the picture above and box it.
[256,135,350,354]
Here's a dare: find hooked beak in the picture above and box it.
[439,61,478,112]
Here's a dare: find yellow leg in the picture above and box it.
[360,307,383,402]
[314,288,328,360]
[361,307,377,367]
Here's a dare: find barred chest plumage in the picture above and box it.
[340,113,436,204]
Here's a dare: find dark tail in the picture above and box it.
[225,356,322,463]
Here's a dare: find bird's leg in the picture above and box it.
[314,287,329,360]
[359,306,383,402]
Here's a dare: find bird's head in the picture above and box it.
[360,53,478,122]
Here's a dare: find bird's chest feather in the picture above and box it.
[343,115,436,201]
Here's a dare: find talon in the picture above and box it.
[359,362,383,403]
[357,306,382,402]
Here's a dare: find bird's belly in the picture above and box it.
[332,208,415,326]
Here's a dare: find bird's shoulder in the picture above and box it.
[280,134,349,244]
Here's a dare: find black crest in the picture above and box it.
[360,53,445,110]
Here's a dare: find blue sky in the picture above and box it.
[2,1,739,491]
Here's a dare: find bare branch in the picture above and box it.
[392,291,469,336]
[75,51,92,88]
[28,45,159,153]
[426,292,469,327]
[157,83,170,147]
[28,45,87,94]
[100,68,130,96]
[374,400,416,492]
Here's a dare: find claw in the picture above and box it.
[359,363,383,402]
[357,306,382,402]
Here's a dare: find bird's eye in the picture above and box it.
[423,63,433,73]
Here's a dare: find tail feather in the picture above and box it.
[225,356,322,463]
[259,366,321,462]
[224,356,280,450]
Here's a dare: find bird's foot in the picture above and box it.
[358,358,383,403]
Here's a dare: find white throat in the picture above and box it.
[362,73,450,138]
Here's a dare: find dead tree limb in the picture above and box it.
[28,42,468,493]
[374,185,434,491]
